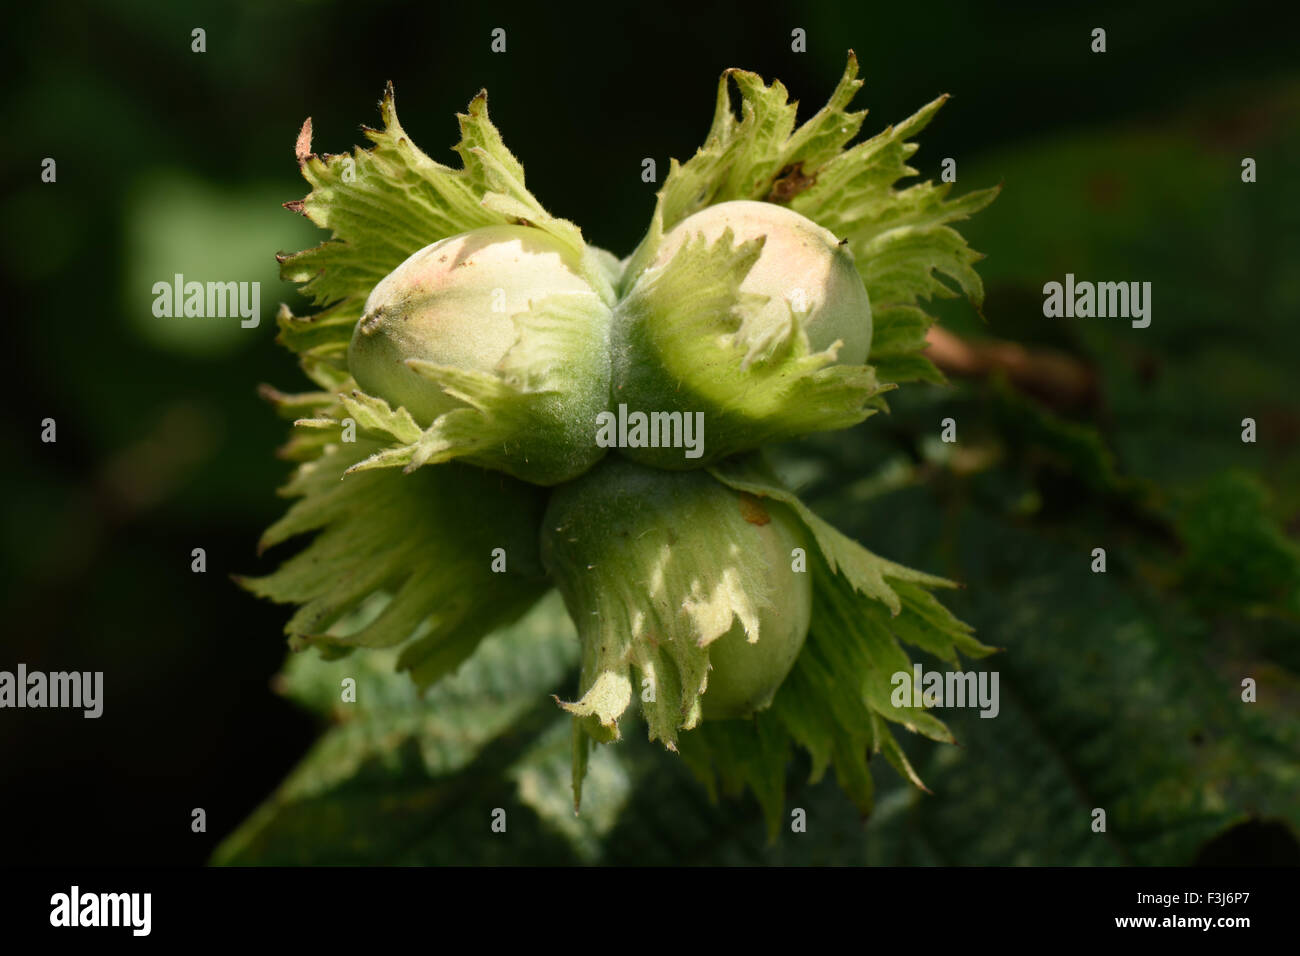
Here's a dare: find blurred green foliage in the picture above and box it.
[122,172,318,355]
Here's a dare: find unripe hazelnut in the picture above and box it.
[612,200,876,471]
[699,497,812,719]
[653,200,872,364]
[347,224,612,484]
[541,457,812,727]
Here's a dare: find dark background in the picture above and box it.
[2,0,1297,865]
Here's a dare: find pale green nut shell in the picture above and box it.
[346,224,613,485]
[653,199,872,364]
[698,496,812,720]
[541,457,812,723]
[349,225,599,423]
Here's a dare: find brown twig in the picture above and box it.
[924,326,1098,411]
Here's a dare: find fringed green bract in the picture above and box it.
[241,437,550,688]
[620,52,997,387]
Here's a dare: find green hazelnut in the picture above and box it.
[611,200,877,471]
[698,496,812,719]
[347,224,613,485]
[541,457,812,731]
[652,200,872,364]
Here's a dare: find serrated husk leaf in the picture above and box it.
[276,84,613,382]
[240,438,551,688]
[621,52,996,387]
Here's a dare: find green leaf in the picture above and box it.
[988,377,1134,499]
[1174,470,1300,617]
[212,593,581,865]
[508,717,633,862]
[791,378,1300,864]
[867,507,1300,865]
